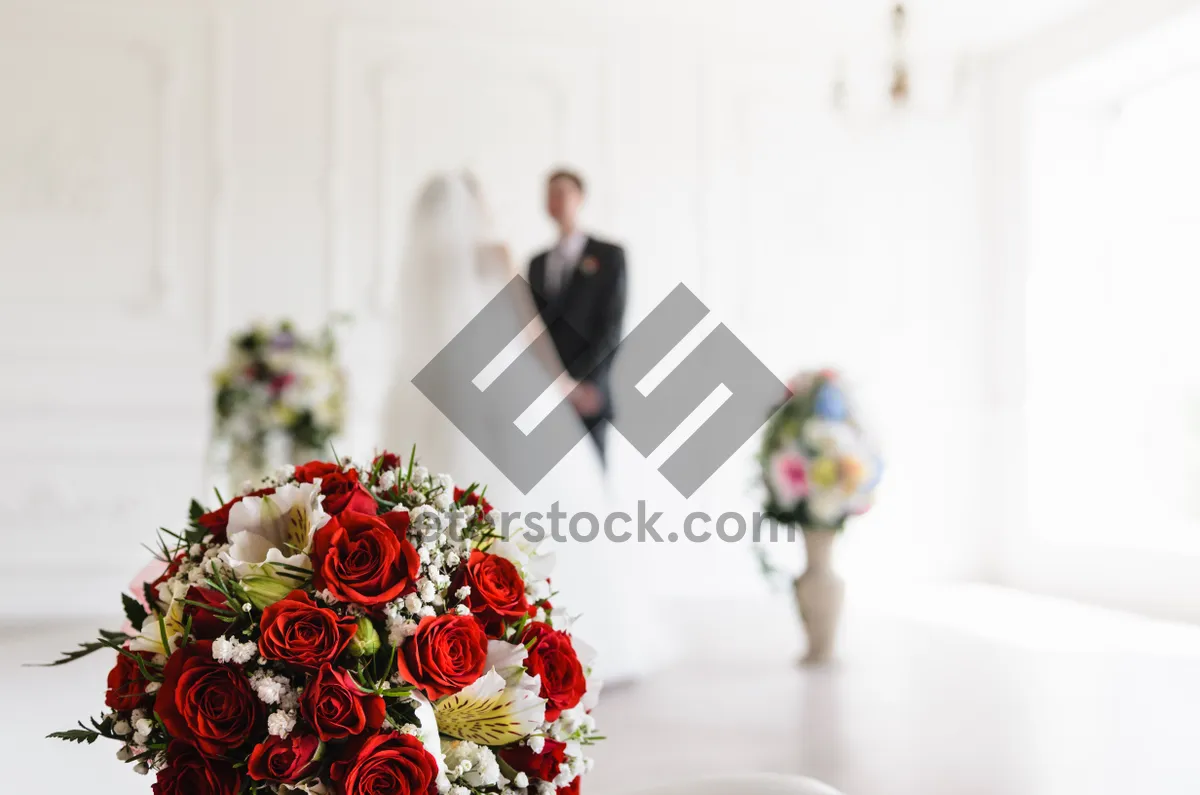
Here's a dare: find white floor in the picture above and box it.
[6,584,1200,794]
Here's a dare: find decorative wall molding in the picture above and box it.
[0,36,179,315]
[0,5,227,611]
[0,6,224,359]
[205,3,235,355]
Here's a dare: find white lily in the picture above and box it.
[223,482,327,581]
[435,642,546,745]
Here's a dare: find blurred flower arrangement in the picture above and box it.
[760,369,882,530]
[212,320,345,482]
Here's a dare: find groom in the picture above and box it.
[528,169,627,463]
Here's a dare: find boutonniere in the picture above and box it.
[579,256,600,276]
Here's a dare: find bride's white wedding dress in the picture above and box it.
[381,172,668,683]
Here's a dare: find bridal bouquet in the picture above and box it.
[760,370,881,529]
[47,452,600,795]
[213,320,346,477]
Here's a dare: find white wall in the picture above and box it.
[979,0,1200,618]
[0,0,992,614]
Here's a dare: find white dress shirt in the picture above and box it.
[545,230,588,295]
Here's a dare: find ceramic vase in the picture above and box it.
[794,529,844,665]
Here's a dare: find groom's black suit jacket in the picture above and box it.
[528,236,627,424]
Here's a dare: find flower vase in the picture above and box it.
[794,529,844,665]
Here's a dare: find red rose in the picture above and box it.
[450,549,528,635]
[558,777,582,795]
[155,641,263,756]
[294,461,376,516]
[105,650,153,711]
[248,733,321,784]
[259,590,358,670]
[330,731,439,795]
[182,586,232,640]
[196,488,271,542]
[301,663,386,742]
[153,740,242,795]
[312,511,420,607]
[294,460,341,482]
[522,622,586,721]
[394,614,488,700]
[372,452,402,471]
[500,738,567,783]
[453,487,493,516]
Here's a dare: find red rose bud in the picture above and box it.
[248,732,321,785]
[153,740,242,795]
[182,586,233,640]
[373,451,402,471]
[500,738,567,783]
[312,512,420,608]
[394,613,488,700]
[330,731,439,795]
[453,486,494,516]
[300,663,386,742]
[105,650,154,712]
[522,622,587,721]
[155,641,263,756]
[293,461,376,516]
[259,590,358,670]
[450,549,528,636]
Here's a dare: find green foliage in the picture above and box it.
[385,699,419,730]
[35,629,130,668]
[122,592,148,629]
[48,714,119,745]
[47,728,103,745]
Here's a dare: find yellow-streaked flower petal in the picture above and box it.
[434,669,545,746]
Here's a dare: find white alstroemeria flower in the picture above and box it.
[487,529,555,582]
[570,636,598,670]
[547,606,579,633]
[223,482,328,580]
[568,636,603,711]
[434,665,545,745]
[129,581,188,655]
[485,640,532,685]
[411,693,445,773]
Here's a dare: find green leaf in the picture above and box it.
[34,637,112,667]
[143,582,159,612]
[386,700,419,729]
[122,593,149,629]
[48,716,118,744]
[47,728,102,744]
[189,499,206,522]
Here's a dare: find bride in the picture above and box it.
[382,171,665,683]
